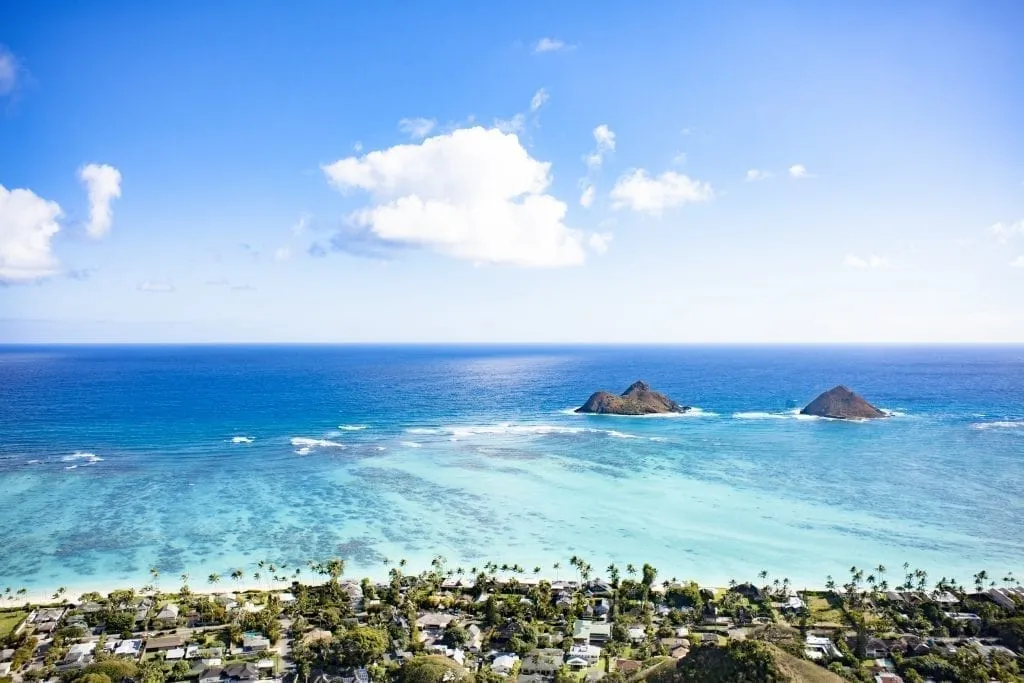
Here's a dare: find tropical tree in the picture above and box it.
[208,573,221,586]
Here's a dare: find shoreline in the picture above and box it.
[0,573,873,609]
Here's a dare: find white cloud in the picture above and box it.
[585,124,616,169]
[78,163,122,238]
[398,117,437,140]
[789,164,810,179]
[0,184,63,283]
[530,88,549,112]
[988,220,1024,244]
[588,232,613,254]
[844,253,889,269]
[291,213,310,235]
[0,45,17,96]
[274,246,292,261]
[353,141,363,152]
[671,152,687,166]
[1011,256,1024,268]
[493,113,526,134]
[610,169,713,216]
[322,126,588,267]
[579,183,595,208]
[137,280,175,292]
[746,169,772,181]
[533,38,570,53]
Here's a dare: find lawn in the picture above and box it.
[805,594,845,625]
[0,610,28,638]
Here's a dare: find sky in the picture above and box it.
[1,0,1023,343]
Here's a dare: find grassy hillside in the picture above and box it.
[636,641,845,683]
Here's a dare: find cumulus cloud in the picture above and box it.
[78,163,122,238]
[1012,256,1024,268]
[530,88,549,112]
[844,254,889,269]
[579,183,595,208]
[534,38,570,53]
[588,232,613,254]
[137,280,174,292]
[610,169,713,216]
[0,184,63,283]
[988,220,1024,244]
[398,117,437,140]
[322,126,590,267]
[746,169,772,181]
[0,45,18,96]
[671,152,687,166]
[789,164,811,179]
[585,124,616,169]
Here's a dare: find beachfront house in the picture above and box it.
[155,603,181,627]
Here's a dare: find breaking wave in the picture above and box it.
[61,451,103,463]
[290,437,345,454]
[399,441,423,448]
[338,425,368,431]
[972,421,1024,430]
[413,423,666,442]
[732,409,822,421]
[231,436,255,444]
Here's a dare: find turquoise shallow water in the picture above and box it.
[0,345,1022,593]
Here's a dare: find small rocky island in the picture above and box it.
[575,380,690,415]
[800,385,887,419]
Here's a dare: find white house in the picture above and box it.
[491,654,519,676]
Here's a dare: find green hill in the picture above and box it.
[638,641,845,683]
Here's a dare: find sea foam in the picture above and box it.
[231,436,255,444]
[61,451,103,464]
[338,424,368,431]
[290,437,345,453]
[972,421,1024,430]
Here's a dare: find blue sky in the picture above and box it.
[1,0,1022,342]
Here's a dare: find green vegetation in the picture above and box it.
[0,610,27,638]
[399,655,472,683]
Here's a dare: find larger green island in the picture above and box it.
[2,560,1022,683]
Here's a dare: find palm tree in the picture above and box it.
[326,558,345,584]
[626,564,637,578]
[208,573,221,586]
[399,558,407,568]
[231,569,244,584]
[552,562,561,580]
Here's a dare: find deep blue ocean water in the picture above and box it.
[1,345,1022,594]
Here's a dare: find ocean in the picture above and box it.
[1,344,1022,595]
